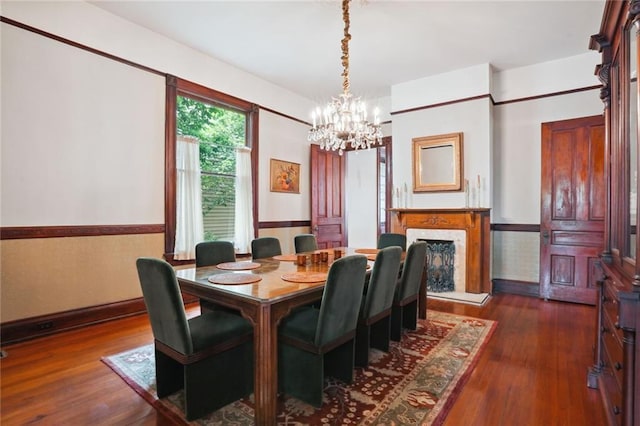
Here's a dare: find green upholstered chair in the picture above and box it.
[136,257,253,421]
[355,246,402,367]
[195,240,235,267]
[251,237,282,259]
[277,255,368,407]
[294,234,318,253]
[390,241,427,341]
[195,240,237,314]
[377,233,407,250]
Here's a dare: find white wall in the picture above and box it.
[1,23,165,226]
[391,65,493,210]
[346,148,378,248]
[0,1,314,120]
[258,111,311,222]
[492,52,601,102]
[392,64,492,112]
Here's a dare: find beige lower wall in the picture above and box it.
[1,233,164,323]
[491,231,540,283]
[258,227,311,255]
[0,228,537,322]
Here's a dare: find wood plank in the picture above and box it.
[0,295,607,425]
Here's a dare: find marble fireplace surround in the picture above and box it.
[390,208,491,299]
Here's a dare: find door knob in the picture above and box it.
[542,230,550,245]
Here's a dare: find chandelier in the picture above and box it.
[308,0,382,155]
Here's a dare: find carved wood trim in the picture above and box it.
[491,224,540,232]
[391,94,492,116]
[0,224,165,240]
[0,17,164,77]
[258,220,311,229]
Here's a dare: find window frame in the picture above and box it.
[165,75,259,263]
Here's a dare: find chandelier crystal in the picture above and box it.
[308,0,382,155]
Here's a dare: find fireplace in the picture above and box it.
[390,208,491,312]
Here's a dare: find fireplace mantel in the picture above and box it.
[390,208,491,296]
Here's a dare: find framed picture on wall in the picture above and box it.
[270,158,300,193]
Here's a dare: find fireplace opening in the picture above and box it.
[420,239,455,293]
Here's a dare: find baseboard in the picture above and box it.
[492,279,540,298]
[1,293,198,345]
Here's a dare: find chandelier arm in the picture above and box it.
[341,0,351,95]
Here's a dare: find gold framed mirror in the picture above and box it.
[412,132,463,192]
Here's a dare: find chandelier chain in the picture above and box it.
[307,0,382,155]
[341,0,351,95]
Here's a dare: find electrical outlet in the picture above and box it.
[36,321,53,330]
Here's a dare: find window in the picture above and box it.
[177,96,245,241]
[165,76,258,262]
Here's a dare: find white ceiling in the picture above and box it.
[91,0,605,102]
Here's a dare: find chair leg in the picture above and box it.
[155,348,183,398]
[402,301,418,331]
[390,305,402,342]
[279,344,324,408]
[355,324,371,368]
[325,340,355,384]
[370,316,391,353]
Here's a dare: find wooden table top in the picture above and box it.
[175,247,374,303]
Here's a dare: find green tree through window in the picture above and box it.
[176,96,246,241]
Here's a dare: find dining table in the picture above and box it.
[175,247,377,425]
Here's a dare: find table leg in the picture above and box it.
[253,304,277,425]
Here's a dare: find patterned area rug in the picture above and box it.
[102,310,496,425]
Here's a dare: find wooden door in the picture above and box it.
[540,115,605,305]
[310,144,346,248]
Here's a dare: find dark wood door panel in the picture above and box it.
[551,230,604,247]
[540,115,605,304]
[311,145,346,248]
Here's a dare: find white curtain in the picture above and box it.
[174,136,204,260]
[234,146,254,253]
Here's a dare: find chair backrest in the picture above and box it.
[294,234,318,253]
[136,257,193,355]
[395,241,427,303]
[315,255,368,346]
[377,233,407,250]
[361,246,402,320]
[195,240,236,267]
[251,237,282,259]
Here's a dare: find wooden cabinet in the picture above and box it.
[589,2,640,425]
[592,271,640,426]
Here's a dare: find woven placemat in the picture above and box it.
[216,261,261,270]
[207,273,262,285]
[281,272,328,283]
[272,254,297,261]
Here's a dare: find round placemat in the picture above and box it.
[281,272,328,283]
[216,261,261,270]
[355,248,379,254]
[208,273,262,285]
[272,254,298,261]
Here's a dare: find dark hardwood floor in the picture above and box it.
[0,293,606,425]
